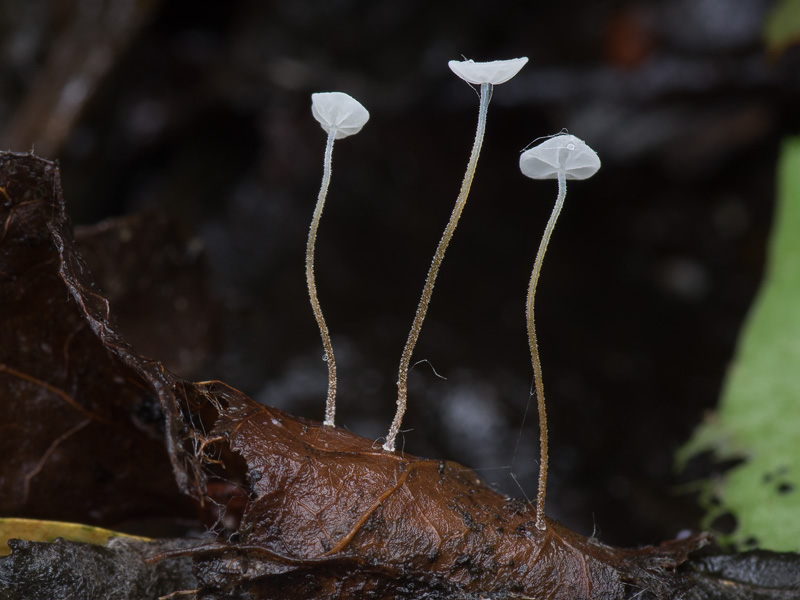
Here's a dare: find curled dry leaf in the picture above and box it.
[0,153,197,527]
[7,151,800,599]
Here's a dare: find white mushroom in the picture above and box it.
[308,92,369,427]
[519,134,600,181]
[384,58,528,453]
[448,57,529,85]
[311,92,370,139]
[519,133,600,529]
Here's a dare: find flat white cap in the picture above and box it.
[311,92,370,139]
[448,57,528,85]
[519,134,600,180]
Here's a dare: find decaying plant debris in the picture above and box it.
[3,152,800,599]
[0,537,197,599]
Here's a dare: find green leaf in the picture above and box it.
[679,137,800,552]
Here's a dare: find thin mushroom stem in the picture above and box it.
[527,168,566,530]
[384,82,493,452]
[307,127,338,427]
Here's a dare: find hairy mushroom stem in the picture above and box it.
[307,92,369,427]
[527,168,566,530]
[384,82,492,452]
[307,127,338,427]
[519,134,599,527]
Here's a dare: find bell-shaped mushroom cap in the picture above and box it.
[519,134,601,181]
[311,92,370,139]
[448,57,529,85]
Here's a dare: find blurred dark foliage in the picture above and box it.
[1,0,799,548]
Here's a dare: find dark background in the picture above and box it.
[2,0,798,547]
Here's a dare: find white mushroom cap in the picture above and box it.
[448,57,529,85]
[311,92,370,139]
[519,134,601,181]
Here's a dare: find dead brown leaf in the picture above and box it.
[0,152,195,527]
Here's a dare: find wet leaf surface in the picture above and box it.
[181,388,708,599]
[4,150,800,598]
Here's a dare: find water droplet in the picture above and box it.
[322,353,328,362]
